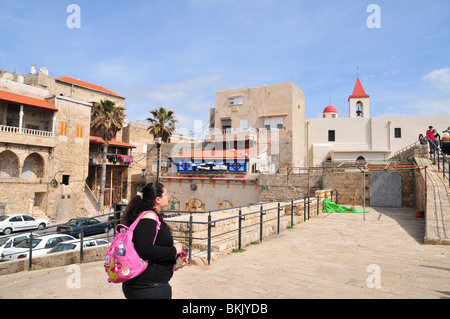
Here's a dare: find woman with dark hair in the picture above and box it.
[121,182,183,299]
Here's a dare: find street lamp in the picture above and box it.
[50,169,65,187]
[155,138,162,183]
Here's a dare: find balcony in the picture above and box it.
[0,90,57,148]
[0,124,54,138]
[89,152,133,166]
[0,124,56,148]
[205,127,258,143]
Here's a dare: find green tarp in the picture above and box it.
[323,198,368,213]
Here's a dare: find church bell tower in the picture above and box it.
[348,68,370,118]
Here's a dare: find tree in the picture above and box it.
[146,107,177,182]
[90,99,125,211]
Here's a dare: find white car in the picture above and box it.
[0,233,38,261]
[47,238,109,253]
[0,214,50,235]
[2,234,75,261]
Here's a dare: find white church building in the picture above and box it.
[306,77,450,166]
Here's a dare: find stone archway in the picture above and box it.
[0,150,20,178]
[22,153,45,179]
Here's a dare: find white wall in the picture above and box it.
[306,115,450,166]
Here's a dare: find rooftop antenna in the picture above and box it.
[329,96,331,105]
[357,65,359,78]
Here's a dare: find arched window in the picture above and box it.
[168,197,180,211]
[185,198,205,212]
[219,200,233,209]
[356,156,366,163]
[22,153,45,179]
[356,101,363,117]
[0,150,20,178]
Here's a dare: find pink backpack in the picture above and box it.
[105,210,160,283]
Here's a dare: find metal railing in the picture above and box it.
[164,191,337,265]
[430,143,450,187]
[0,191,337,271]
[0,124,54,138]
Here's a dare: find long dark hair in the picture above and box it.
[122,182,172,232]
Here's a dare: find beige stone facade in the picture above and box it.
[0,65,132,221]
[121,121,155,197]
[212,82,306,172]
[0,78,91,222]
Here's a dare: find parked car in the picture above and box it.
[163,212,181,218]
[0,214,50,235]
[56,217,108,238]
[2,234,75,261]
[0,233,37,261]
[47,238,109,253]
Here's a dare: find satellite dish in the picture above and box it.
[190,184,197,191]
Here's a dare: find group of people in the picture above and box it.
[419,125,450,156]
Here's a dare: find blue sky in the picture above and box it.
[1,0,449,134]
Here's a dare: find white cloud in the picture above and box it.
[422,67,450,90]
[383,69,399,76]
[144,74,224,113]
[399,97,450,116]
[123,74,224,132]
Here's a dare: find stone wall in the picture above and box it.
[259,172,323,202]
[167,190,333,261]
[0,245,108,276]
[390,143,428,212]
[322,161,417,207]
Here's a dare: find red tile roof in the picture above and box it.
[348,77,370,101]
[0,89,58,112]
[56,76,125,99]
[89,136,135,148]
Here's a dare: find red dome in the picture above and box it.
[323,105,338,114]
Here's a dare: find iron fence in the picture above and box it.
[0,191,337,271]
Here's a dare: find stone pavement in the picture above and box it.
[0,206,449,299]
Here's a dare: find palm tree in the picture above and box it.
[146,107,177,182]
[90,99,125,211]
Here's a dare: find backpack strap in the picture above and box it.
[115,210,161,244]
[142,210,161,245]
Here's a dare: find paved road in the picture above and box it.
[0,206,449,299]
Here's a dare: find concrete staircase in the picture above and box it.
[82,184,100,217]
[31,208,49,220]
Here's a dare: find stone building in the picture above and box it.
[0,65,134,221]
[211,82,306,172]
[0,76,91,222]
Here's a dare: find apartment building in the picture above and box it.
[211,82,306,172]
